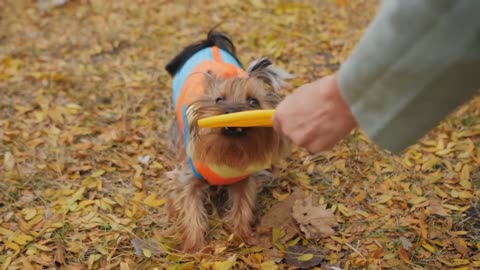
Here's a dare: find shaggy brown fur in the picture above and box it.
[162,38,292,252]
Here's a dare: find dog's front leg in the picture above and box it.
[166,167,209,252]
[223,177,257,242]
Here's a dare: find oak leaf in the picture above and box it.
[291,197,338,239]
[255,188,305,248]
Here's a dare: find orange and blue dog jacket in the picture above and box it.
[171,46,268,186]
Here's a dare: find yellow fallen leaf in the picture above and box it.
[143,193,165,207]
[65,103,82,113]
[355,210,369,218]
[434,186,449,198]
[212,260,236,270]
[438,258,453,267]
[403,157,414,167]
[12,233,33,245]
[214,246,227,255]
[22,208,37,221]
[33,243,53,252]
[260,261,278,270]
[27,214,44,227]
[421,156,440,171]
[1,255,12,270]
[337,203,352,217]
[413,184,423,196]
[18,256,35,270]
[95,199,113,211]
[330,236,344,244]
[91,169,106,177]
[120,262,131,270]
[78,199,95,209]
[4,240,20,255]
[325,243,341,251]
[102,197,117,205]
[451,259,470,266]
[272,189,289,201]
[409,196,428,205]
[272,227,286,245]
[459,179,472,190]
[460,164,470,180]
[421,242,436,253]
[142,248,152,258]
[452,238,468,257]
[87,254,102,269]
[95,244,108,255]
[286,237,301,246]
[48,107,64,124]
[459,165,472,189]
[436,148,453,156]
[0,227,14,237]
[332,177,340,187]
[451,190,474,199]
[28,255,53,267]
[3,151,15,171]
[376,194,392,204]
[297,253,313,261]
[132,164,144,189]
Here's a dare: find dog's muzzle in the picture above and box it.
[222,127,247,137]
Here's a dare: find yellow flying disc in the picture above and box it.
[197,109,275,128]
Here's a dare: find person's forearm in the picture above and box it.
[338,0,480,154]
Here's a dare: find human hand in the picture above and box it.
[273,74,358,153]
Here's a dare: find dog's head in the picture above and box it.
[186,58,292,170]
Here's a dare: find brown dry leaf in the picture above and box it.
[3,151,15,171]
[255,188,305,248]
[452,238,469,257]
[426,199,449,216]
[55,238,65,265]
[398,246,411,263]
[291,196,338,239]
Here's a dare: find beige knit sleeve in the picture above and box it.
[338,0,480,154]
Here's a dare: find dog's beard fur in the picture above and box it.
[186,76,290,169]
[163,56,292,252]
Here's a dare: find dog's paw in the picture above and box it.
[225,223,254,245]
[181,238,205,253]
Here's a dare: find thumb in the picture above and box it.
[272,110,283,134]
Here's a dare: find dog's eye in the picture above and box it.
[215,97,225,104]
[247,96,259,107]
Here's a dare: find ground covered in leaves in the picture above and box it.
[1,0,480,269]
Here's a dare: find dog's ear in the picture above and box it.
[201,71,220,95]
[247,57,293,91]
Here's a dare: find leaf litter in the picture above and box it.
[1,0,480,269]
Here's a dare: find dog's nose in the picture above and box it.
[224,107,241,114]
[222,127,247,137]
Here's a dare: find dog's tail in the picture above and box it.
[165,31,242,77]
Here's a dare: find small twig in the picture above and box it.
[344,242,366,260]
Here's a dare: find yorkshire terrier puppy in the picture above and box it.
[162,31,292,252]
